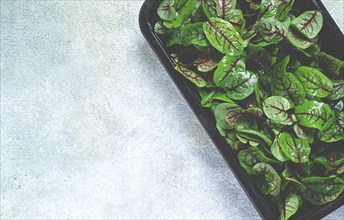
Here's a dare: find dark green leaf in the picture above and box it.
[238,147,276,174]
[164,0,195,28]
[194,54,219,72]
[256,17,288,43]
[301,176,344,205]
[180,22,209,47]
[317,52,344,76]
[252,162,281,196]
[276,0,295,21]
[328,80,344,101]
[202,0,217,19]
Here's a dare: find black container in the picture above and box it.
[139,1,344,219]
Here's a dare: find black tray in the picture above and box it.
[139,1,344,219]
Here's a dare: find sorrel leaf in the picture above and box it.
[214,0,237,19]
[199,90,235,107]
[255,17,288,43]
[328,80,344,101]
[203,17,244,56]
[317,52,344,76]
[295,100,335,130]
[263,96,291,125]
[301,176,344,205]
[271,134,290,162]
[181,22,209,46]
[157,0,176,21]
[279,193,302,220]
[291,10,323,40]
[164,0,195,28]
[253,162,281,196]
[279,132,311,164]
[238,147,276,174]
[276,0,295,21]
[173,57,206,87]
[287,27,316,49]
[295,66,333,98]
[194,54,219,72]
[202,0,217,19]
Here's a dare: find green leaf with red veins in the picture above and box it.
[164,0,195,28]
[252,162,281,196]
[276,0,295,21]
[287,27,317,49]
[173,57,206,88]
[213,55,245,86]
[295,101,335,130]
[293,123,314,140]
[256,17,288,43]
[157,0,176,21]
[225,71,258,100]
[203,17,244,56]
[237,128,273,146]
[180,22,209,47]
[271,134,289,162]
[226,9,245,32]
[328,80,344,101]
[202,0,217,19]
[279,193,302,220]
[214,103,241,130]
[263,96,292,125]
[238,147,276,174]
[301,176,344,205]
[214,0,237,19]
[292,10,323,39]
[319,111,344,142]
[259,0,278,18]
[194,54,219,72]
[271,56,306,104]
[199,90,235,107]
[295,66,333,98]
[243,30,257,47]
[279,132,310,164]
[317,52,344,76]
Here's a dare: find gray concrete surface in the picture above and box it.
[1,0,343,219]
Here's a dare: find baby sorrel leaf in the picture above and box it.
[287,27,317,49]
[181,22,209,47]
[238,147,276,174]
[295,100,335,130]
[259,0,278,18]
[301,176,344,205]
[271,134,290,162]
[291,10,323,39]
[157,0,176,21]
[174,57,207,87]
[255,17,288,43]
[271,56,305,104]
[237,128,273,146]
[203,17,244,56]
[263,96,291,125]
[279,132,311,164]
[328,80,344,101]
[295,66,333,98]
[163,0,195,28]
[194,54,219,72]
[317,52,344,76]
[202,0,217,19]
[214,102,241,130]
[253,162,281,196]
[276,0,295,21]
[279,193,302,220]
[199,90,235,107]
[214,55,245,86]
[318,111,344,142]
[214,0,237,19]
[227,9,245,32]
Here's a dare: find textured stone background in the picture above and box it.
[1,0,343,219]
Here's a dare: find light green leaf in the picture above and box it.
[276,0,295,21]
[202,0,217,19]
[279,193,302,220]
[271,134,289,162]
[203,17,244,56]
[287,27,317,49]
[157,0,176,21]
[279,132,311,164]
[214,0,236,19]
[328,80,344,100]
[256,17,287,43]
[295,100,335,130]
[173,57,206,87]
[295,66,333,98]
[263,96,291,125]
[238,147,276,174]
[291,10,323,39]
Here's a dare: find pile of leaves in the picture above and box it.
[154,0,344,219]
